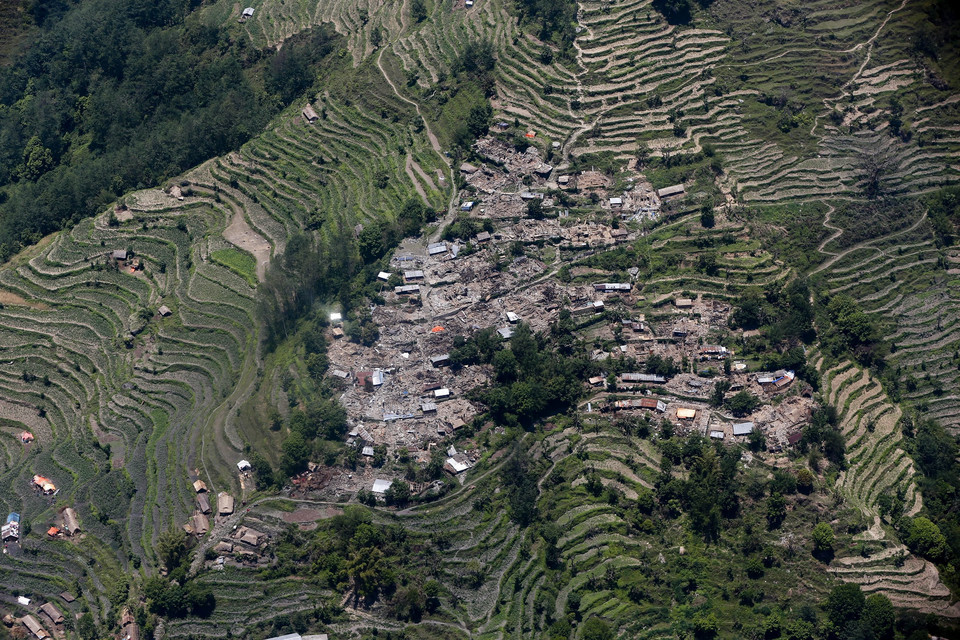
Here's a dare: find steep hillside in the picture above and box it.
[0,0,957,638]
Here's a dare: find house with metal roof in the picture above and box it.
[733,422,755,436]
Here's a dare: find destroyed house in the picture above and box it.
[640,397,667,412]
[371,479,393,494]
[593,283,631,292]
[302,104,319,123]
[187,513,209,536]
[675,298,693,308]
[657,184,685,199]
[619,373,666,384]
[394,284,420,295]
[430,354,450,367]
[571,300,604,316]
[33,475,56,494]
[534,164,553,176]
[1,521,18,541]
[238,527,265,547]
[672,327,688,338]
[475,231,491,243]
[460,162,478,174]
[444,455,470,474]
[700,345,727,358]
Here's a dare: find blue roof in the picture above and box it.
[7,512,20,523]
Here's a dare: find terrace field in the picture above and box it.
[0,0,958,637]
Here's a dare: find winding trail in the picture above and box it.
[811,209,927,275]
[817,203,841,254]
[376,47,460,242]
[810,0,909,137]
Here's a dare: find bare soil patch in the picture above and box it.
[223,209,271,282]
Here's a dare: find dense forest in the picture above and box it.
[0,0,337,261]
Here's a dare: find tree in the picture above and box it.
[796,468,815,493]
[726,390,760,417]
[824,583,865,630]
[249,452,275,488]
[700,205,715,228]
[861,593,895,640]
[710,380,730,407]
[156,527,188,573]
[17,136,54,181]
[392,584,426,621]
[346,547,384,600]
[410,0,427,22]
[635,141,650,167]
[903,516,947,560]
[766,493,786,529]
[526,198,544,219]
[385,480,411,506]
[812,522,834,554]
[467,102,493,138]
[77,613,97,640]
[581,616,613,640]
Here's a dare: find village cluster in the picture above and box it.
[299,135,812,500]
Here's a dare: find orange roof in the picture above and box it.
[20,431,34,442]
[33,475,56,492]
[525,131,536,138]
[47,527,60,536]
[431,326,445,333]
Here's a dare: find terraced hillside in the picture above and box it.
[817,358,960,617]
[0,0,958,636]
[202,0,960,206]
[0,45,448,628]
[810,198,960,434]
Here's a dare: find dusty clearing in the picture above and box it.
[223,209,271,282]
[280,507,343,523]
[0,288,48,309]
